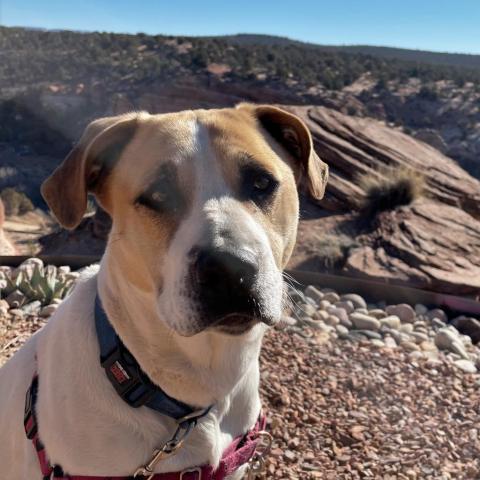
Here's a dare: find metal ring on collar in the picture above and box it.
[179,466,202,479]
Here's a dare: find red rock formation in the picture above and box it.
[287,106,480,295]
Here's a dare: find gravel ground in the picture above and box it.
[1,263,480,479]
[260,328,480,479]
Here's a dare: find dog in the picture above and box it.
[0,104,328,479]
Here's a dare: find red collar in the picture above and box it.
[24,375,269,480]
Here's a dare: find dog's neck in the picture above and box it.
[98,251,266,408]
[35,262,264,475]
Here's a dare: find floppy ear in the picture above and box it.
[238,104,329,200]
[41,113,139,229]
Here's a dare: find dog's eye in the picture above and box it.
[253,175,272,192]
[241,166,278,204]
[136,166,185,215]
[137,189,169,211]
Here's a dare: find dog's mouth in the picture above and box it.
[209,312,275,335]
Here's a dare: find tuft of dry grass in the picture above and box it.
[0,188,34,217]
[306,233,358,270]
[357,166,425,217]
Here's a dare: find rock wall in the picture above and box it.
[287,106,480,295]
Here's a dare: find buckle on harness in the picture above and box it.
[133,408,211,479]
[246,430,272,479]
[101,346,155,408]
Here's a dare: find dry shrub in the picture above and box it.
[0,188,34,216]
[309,233,358,270]
[358,166,425,217]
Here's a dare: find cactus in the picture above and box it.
[0,258,76,307]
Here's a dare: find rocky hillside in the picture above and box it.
[0,26,479,180]
[1,27,480,297]
[30,94,480,296]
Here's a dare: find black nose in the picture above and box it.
[192,248,259,318]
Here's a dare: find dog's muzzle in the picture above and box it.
[190,247,266,331]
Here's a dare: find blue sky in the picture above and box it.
[3,0,480,54]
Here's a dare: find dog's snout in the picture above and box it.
[191,247,260,321]
[195,248,258,291]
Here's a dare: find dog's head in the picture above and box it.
[42,105,328,336]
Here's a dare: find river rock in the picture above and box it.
[300,304,317,317]
[0,299,9,316]
[334,301,354,314]
[350,313,381,331]
[451,316,480,344]
[432,318,447,329]
[369,309,388,319]
[340,293,367,310]
[5,290,27,308]
[401,341,420,352]
[454,359,477,374]
[384,336,397,348]
[380,315,401,329]
[449,340,470,360]
[420,341,437,352]
[415,304,428,315]
[278,316,298,329]
[313,310,329,322]
[355,329,382,340]
[325,315,340,326]
[326,306,349,324]
[304,285,323,304]
[319,300,331,310]
[21,301,42,315]
[434,328,459,352]
[399,323,414,334]
[410,331,429,344]
[426,309,448,324]
[323,292,340,303]
[39,304,59,318]
[335,324,349,338]
[385,304,415,323]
